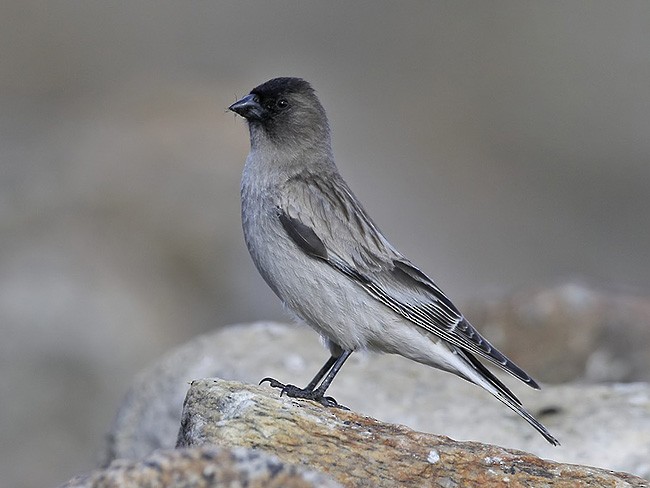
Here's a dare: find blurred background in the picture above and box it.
[1,1,649,486]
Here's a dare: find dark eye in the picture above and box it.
[276,98,289,109]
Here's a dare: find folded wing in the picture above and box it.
[279,171,539,388]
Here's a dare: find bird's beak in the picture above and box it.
[228,94,263,120]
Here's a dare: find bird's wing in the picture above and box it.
[279,172,539,388]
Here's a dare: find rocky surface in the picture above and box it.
[60,446,342,488]
[464,283,650,383]
[104,321,650,480]
[176,378,647,487]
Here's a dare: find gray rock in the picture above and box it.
[465,283,650,383]
[61,446,342,488]
[104,321,650,480]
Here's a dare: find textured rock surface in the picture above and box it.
[60,446,342,488]
[465,283,650,383]
[176,379,647,487]
[104,321,650,479]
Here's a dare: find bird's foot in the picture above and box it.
[259,377,348,409]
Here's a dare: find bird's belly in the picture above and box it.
[244,225,384,350]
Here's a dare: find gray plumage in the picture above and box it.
[229,77,559,446]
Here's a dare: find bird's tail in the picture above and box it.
[460,349,560,446]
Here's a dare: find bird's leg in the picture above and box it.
[260,350,353,409]
[260,354,338,392]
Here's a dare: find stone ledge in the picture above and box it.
[176,378,647,488]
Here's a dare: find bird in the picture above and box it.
[228,77,559,446]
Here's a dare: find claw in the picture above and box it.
[320,395,349,410]
[258,376,348,409]
[259,377,285,388]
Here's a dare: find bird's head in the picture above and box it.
[229,77,331,149]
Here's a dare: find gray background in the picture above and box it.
[1,2,649,487]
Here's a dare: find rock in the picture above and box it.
[464,283,650,383]
[60,445,341,488]
[103,322,297,464]
[176,378,647,488]
[104,322,650,480]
